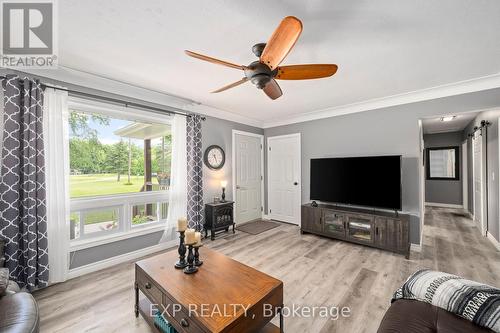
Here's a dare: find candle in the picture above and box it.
[194,232,201,246]
[185,229,196,244]
[177,217,188,231]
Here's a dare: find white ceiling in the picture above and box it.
[421,111,479,134]
[58,1,500,125]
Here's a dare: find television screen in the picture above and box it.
[310,155,402,210]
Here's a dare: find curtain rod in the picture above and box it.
[0,75,206,120]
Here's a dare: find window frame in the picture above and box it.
[67,96,173,249]
[425,146,460,181]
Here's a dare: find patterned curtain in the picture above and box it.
[0,75,49,290]
[186,115,204,231]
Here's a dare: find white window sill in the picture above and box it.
[70,224,168,252]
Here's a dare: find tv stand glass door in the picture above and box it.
[346,215,374,244]
[322,210,346,238]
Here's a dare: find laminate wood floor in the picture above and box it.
[33,207,500,333]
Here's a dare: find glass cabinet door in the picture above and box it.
[323,210,346,238]
[347,216,374,243]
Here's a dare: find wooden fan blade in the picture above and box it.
[185,50,246,70]
[263,79,283,100]
[275,64,338,80]
[260,16,303,70]
[211,77,249,93]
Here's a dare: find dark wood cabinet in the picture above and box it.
[323,209,346,239]
[301,204,410,258]
[301,205,322,233]
[205,201,235,240]
[374,217,388,248]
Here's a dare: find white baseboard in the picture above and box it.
[425,202,463,209]
[262,214,270,220]
[486,232,500,251]
[410,243,422,252]
[67,240,176,280]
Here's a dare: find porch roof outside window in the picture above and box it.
[113,123,171,140]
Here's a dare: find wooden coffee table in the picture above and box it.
[135,247,284,333]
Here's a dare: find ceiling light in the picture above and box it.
[440,116,456,122]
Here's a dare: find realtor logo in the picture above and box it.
[1,0,57,68]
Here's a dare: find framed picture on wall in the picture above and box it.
[425,146,460,180]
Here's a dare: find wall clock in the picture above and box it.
[204,145,225,170]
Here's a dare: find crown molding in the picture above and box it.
[182,103,263,128]
[15,66,264,128]
[11,67,500,130]
[262,73,500,128]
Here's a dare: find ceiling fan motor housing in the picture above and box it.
[252,43,267,57]
[245,61,277,89]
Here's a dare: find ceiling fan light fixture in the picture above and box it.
[440,116,456,122]
[251,74,271,89]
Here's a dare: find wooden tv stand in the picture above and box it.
[301,203,410,258]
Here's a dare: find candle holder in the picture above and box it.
[174,230,188,269]
[193,243,203,266]
[183,243,198,274]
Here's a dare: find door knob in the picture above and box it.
[294,182,298,185]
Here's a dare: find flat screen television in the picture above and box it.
[310,155,402,210]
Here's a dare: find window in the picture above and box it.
[426,146,459,180]
[68,97,173,245]
[69,111,172,198]
[70,207,120,240]
[131,202,169,226]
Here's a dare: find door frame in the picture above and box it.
[462,140,468,212]
[231,130,265,223]
[266,133,302,225]
[472,131,487,236]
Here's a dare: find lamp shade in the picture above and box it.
[221,180,228,188]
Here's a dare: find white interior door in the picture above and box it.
[267,133,301,225]
[473,132,485,235]
[233,131,263,223]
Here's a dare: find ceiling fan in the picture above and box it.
[185,16,338,100]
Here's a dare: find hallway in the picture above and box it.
[418,206,500,286]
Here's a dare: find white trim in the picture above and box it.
[24,66,263,128]
[263,73,500,128]
[425,202,464,209]
[231,130,265,223]
[262,214,270,220]
[410,244,422,253]
[70,191,169,211]
[266,133,302,225]
[185,103,263,128]
[67,240,176,280]
[486,232,500,251]
[20,67,500,130]
[418,119,425,246]
[68,96,173,124]
[70,225,167,251]
[462,140,468,211]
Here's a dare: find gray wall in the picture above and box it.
[202,117,263,203]
[463,109,500,243]
[423,131,463,205]
[69,231,165,269]
[264,87,500,245]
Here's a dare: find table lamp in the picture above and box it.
[221,180,227,202]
